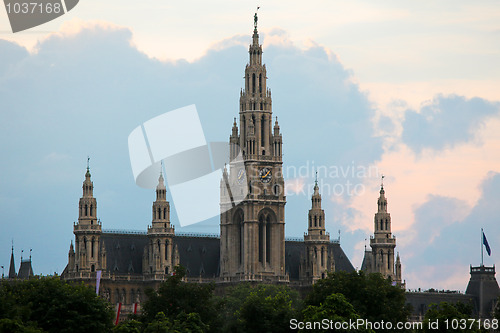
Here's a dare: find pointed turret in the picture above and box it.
[395,252,402,285]
[68,241,75,273]
[8,246,16,279]
[152,171,170,226]
[273,117,280,135]
[378,185,387,213]
[78,159,98,224]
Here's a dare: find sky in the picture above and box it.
[1,0,500,291]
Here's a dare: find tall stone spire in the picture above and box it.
[220,13,286,282]
[238,11,277,158]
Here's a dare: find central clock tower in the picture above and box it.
[220,13,287,282]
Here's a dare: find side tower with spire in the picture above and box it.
[361,178,403,285]
[143,172,177,277]
[69,160,104,274]
[220,12,287,282]
[301,176,334,283]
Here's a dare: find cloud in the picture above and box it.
[0,39,29,77]
[401,94,500,153]
[401,172,500,290]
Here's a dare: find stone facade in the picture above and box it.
[61,15,355,315]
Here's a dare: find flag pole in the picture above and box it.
[481,228,484,267]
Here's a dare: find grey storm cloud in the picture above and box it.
[401,94,500,153]
[0,24,382,274]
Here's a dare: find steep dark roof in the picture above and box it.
[284,241,355,280]
[360,250,372,271]
[101,233,148,275]
[97,232,354,280]
[8,250,16,279]
[328,242,355,272]
[174,235,220,278]
[285,241,303,280]
[18,259,33,279]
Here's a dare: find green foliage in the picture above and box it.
[305,271,410,324]
[423,302,485,333]
[141,266,222,333]
[0,318,45,333]
[139,311,208,333]
[223,283,301,333]
[302,293,374,333]
[0,277,114,333]
[113,319,143,333]
[143,312,171,333]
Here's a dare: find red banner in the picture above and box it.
[115,303,122,325]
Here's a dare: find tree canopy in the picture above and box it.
[305,271,411,324]
[222,283,301,333]
[140,266,223,333]
[423,302,485,333]
[0,276,114,333]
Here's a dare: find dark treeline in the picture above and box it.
[0,266,493,332]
